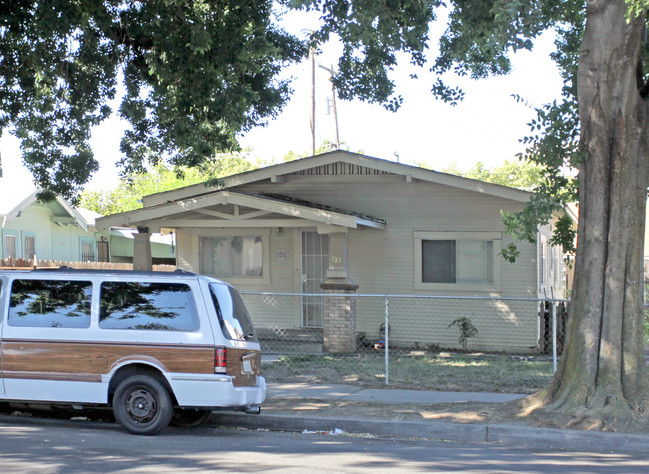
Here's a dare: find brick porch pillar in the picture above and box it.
[321,231,358,353]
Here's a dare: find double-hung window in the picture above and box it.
[414,232,501,291]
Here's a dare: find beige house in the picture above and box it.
[97,151,564,353]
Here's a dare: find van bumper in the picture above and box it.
[170,374,267,408]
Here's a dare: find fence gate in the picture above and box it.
[300,231,329,328]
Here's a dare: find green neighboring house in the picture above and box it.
[0,190,175,265]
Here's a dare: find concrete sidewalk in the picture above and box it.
[211,383,649,454]
[267,382,525,404]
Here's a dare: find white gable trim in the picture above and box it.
[55,196,89,233]
[142,151,531,207]
[2,192,88,232]
[2,191,38,225]
[96,191,386,231]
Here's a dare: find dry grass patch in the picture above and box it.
[262,353,553,394]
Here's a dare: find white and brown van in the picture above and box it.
[0,268,266,435]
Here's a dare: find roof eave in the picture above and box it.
[97,190,386,231]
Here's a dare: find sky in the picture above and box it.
[0,7,564,200]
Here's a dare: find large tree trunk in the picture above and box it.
[523,0,649,428]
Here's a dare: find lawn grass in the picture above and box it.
[262,353,554,394]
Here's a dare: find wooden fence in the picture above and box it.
[0,258,176,272]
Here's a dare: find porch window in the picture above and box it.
[414,231,501,291]
[200,236,263,277]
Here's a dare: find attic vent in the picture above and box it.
[290,163,391,176]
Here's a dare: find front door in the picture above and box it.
[300,231,329,328]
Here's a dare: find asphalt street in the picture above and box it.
[0,415,647,473]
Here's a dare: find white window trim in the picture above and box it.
[198,228,271,286]
[413,231,502,292]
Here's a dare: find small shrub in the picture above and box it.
[448,317,478,351]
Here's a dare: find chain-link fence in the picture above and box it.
[242,292,568,390]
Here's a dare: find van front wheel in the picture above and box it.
[113,375,173,435]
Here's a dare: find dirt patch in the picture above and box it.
[263,398,535,426]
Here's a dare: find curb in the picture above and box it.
[212,413,649,454]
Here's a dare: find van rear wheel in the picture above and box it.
[170,408,211,428]
[113,375,173,435]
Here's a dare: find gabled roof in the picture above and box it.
[142,150,531,207]
[1,191,89,232]
[96,189,386,231]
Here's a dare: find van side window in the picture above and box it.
[9,279,92,328]
[99,282,199,331]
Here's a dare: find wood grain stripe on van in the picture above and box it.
[2,371,103,383]
[227,348,261,387]
[1,341,215,380]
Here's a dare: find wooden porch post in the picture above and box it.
[133,227,152,271]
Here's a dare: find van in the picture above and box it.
[0,268,266,435]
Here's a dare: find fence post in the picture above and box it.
[384,295,389,386]
[552,302,557,373]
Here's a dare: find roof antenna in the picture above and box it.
[394,152,400,163]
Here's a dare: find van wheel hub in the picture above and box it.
[127,389,156,421]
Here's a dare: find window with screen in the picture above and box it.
[200,236,263,277]
[414,232,501,291]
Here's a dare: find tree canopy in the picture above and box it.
[436,159,545,190]
[79,141,348,214]
[0,0,433,200]
[79,154,256,215]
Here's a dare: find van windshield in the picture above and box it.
[209,283,257,342]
